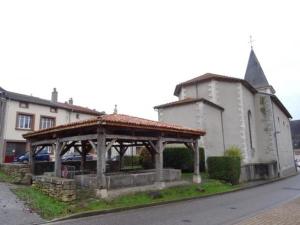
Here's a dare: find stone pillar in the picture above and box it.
[97,131,107,189]
[27,141,34,174]
[54,141,62,177]
[193,139,201,184]
[155,138,165,189]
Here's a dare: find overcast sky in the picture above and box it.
[1,0,299,120]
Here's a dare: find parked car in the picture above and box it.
[295,160,300,168]
[16,149,50,163]
[62,152,93,161]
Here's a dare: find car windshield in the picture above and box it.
[38,149,48,154]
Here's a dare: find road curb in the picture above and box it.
[42,172,299,224]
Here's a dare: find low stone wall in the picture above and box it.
[0,163,31,184]
[75,169,182,189]
[281,166,297,177]
[240,161,278,182]
[32,176,76,202]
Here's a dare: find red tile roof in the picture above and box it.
[23,114,205,138]
[2,87,103,116]
[174,73,257,96]
[55,102,103,116]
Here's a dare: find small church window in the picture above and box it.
[248,110,253,149]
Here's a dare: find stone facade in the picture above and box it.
[155,50,296,181]
[0,163,31,184]
[32,176,76,202]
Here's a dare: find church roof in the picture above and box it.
[270,95,292,119]
[244,49,270,88]
[174,73,257,96]
[154,97,224,111]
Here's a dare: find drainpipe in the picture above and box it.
[220,111,226,154]
[271,100,281,176]
[0,97,7,163]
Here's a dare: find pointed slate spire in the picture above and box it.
[244,49,269,88]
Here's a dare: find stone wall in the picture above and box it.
[75,169,181,189]
[0,163,31,184]
[32,176,76,202]
[240,161,278,182]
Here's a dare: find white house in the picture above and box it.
[155,49,296,180]
[0,88,104,163]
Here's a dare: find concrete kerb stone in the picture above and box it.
[42,172,299,224]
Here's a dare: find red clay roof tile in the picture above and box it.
[23,114,205,138]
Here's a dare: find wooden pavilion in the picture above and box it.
[23,114,205,190]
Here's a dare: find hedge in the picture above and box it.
[163,147,193,172]
[140,147,205,172]
[123,155,140,167]
[207,156,241,185]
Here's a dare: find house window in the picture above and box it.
[76,113,80,119]
[19,102,29,108]
[40,116,55,129]
[248,110,253,149]
[16,113,34,130]
[50,107,57,113]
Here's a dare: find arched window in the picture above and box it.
[248,110,253,149]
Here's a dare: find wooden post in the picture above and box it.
[97,130,106,188]
[155,137,165,189]
[27,141,34,174]
[193,139,201,184]
[80,141,87,172]
[119,145,127,170]
[54,141,62,177]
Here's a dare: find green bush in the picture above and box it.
[163,147,193,172]
[139,148,154,169]
[123,155,140,167]
[139,147,206,172]
[207,156,241,185]
[224,145,243,160]
[163,147,206,173]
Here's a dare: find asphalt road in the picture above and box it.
[0,183,44,225]
[47,174,300,225]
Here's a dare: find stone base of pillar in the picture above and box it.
[155,181,166,190]
[95,189,108,199]
[193,174,201,184]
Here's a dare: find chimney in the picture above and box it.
[68,98,73,105]
[113,104,118,114]
[51,88,58,102]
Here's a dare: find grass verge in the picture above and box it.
[12,174,240,220]
[0,170,18,183]
[12,187,70,220]
[76,179,239,213]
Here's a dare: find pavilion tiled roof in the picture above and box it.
[23,114,205,138]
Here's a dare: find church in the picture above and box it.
[155,49,296,181]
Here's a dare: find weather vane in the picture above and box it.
[249,35,255,49]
